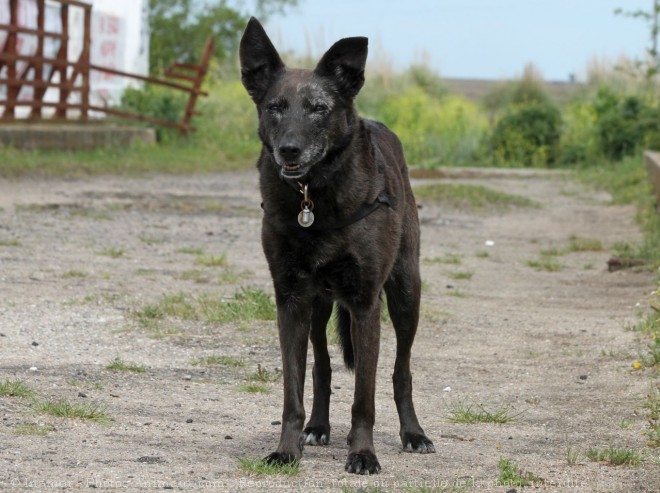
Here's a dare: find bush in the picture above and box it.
[364,85,488,167]
[591,86,660,160]
[119,84,188,142]
[489,101,562,167]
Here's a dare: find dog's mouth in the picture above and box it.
[280,163,308,179]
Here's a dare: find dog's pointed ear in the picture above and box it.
[314,37,368,99]
[239,17,285,103]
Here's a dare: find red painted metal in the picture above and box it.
[0,0,212,134]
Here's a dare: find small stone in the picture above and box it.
[271,420,281,426]
[78,392,87,398]
[224,435,233,440]
[183,375,192,381]
[443,386,451,392]
[579,375,588,380]
[31,341,39,346]
[29,367,37,372]
[186,417,193,423]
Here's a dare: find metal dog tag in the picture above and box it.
[298,206,314,227]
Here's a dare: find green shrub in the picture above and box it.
[370,86,488,167]
[119,85,187,142]
[591,86,660,161]
[490,101,562,167]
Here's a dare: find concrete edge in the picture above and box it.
[644,150,660,211]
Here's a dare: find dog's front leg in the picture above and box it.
[264,300,311,465]
[345,303,382,475]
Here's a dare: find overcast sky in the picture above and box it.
[262,0,651,81]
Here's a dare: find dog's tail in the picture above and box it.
[336,305,354,370]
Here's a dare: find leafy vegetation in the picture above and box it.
[497,457,544,487]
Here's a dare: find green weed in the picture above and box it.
[413,183,539,212]
[191,356,245,367]
[447,401,522,424]
[62,269,87,278]
[644,386,660,447]
[34,399,110,424]
[497,457,544,487]
[97,247,125,258]
[14,424,56,436]
[105,359,147,373]
[238,383,270,394]
[195,254,227,268]
[246,365,281,383]
[0,379,34,398]
[447,271,474,280]
[527,258,563,272]
[424,254,462,265]
[585,446,644,466]
[0,239,21,246]
[237,457,300,476]
[176,247,205,255]
[567,235,604,252]
[566,445,580,465]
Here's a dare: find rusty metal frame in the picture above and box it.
[0,0,212,134]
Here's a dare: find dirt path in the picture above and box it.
[0,169,657,492]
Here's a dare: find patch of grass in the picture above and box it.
[34,398,110,424]
[644,385,660,448]
[238,383,270,394]
[446,271,474,280]
[146,288,267,328]
[424,254,462,265]
[446,288,466,298]
[105,359,147,373]
[179,269,211,284]
[139,235,165,245]
[194,254,227,268]
[566,444,580,465]
[0,379,34,398]
[527,257,563,272]
[0,239,21,246]
[497,457,544,487]
[246,365,281,383]
[191,355,245,367]
[447,401,522,424]
[540,247,563,257]
[585,446,645,466]
[14,424,56,436]
[200,288,276,324]
[237,457,300,476]
[413,183,540,212]
[567,235,604,252]
[475,250,490,258]
[62,269,87,278]
[97,247,125,258]
[176,247,205,255]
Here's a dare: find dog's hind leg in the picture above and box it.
[384,263,435,454]
[303,297,333,445]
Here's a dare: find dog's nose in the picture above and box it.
[278,143,301,161]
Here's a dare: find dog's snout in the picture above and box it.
[278,142,302,162]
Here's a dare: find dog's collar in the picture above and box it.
[261,186,391,232]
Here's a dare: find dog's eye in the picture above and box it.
[266,102,283,114]
[312,103,329,114]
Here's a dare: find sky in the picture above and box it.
[263,0,651,81]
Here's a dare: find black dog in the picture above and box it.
[239,17,434,475]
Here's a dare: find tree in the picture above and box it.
[615,0,660,80]
[148,0,299,75]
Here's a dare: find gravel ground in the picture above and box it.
[0,169,658,492]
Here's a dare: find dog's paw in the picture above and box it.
[264,451,299,465]
[344,451,381,475]
[303,425,330,445]
[401,432,435,454]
